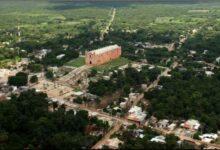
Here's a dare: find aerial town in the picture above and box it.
[0,0,220,149]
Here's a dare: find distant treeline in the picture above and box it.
[48,0,218,2]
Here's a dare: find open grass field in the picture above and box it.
[0,0,111,41]
[93,57,131,72]
[216,138,220,144]
[65,57,85,67]
[65,56,131,72]
[1,0,220,40]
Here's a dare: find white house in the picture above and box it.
[73,91,84,97]
[181,119,200,131]
[127,106,147,124]
[216,57,220,64]
[168,123,176,131]
[199,133,218,143]
[205,71,214,77]
[56,54,65,60]
[190,50,197,55]
[158,119,169,128]
[150,136,166,143]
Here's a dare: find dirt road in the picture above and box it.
[100,8,116,41]
[92,122,122,149]
[131,62,178,106]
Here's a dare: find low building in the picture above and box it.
[199,133,218,143]
[73,91,84,97]
[216,57,220,64]
[168,123,177,131]
[181,119,200,131]
[141,84,148,91]
[205,71,214,77]
[134,129,144,138]
[84,93,98,100]
[190,50,197,55]
[113,106,121,111]
[36,49,51,60]
[120,101,127,109]
[148,116,158,127]
[127,106,147,125]
[150,136,166,143]
[158,119,169,129]
[129,93,141,103]
[103,75,110,81]
[203,50,208,55]
[56,54,65,60]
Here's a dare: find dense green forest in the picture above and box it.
[183,33,220,63]
[0,90,109,149]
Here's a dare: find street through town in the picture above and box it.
[34,61,220,149]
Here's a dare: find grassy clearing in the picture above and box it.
[188,10,210,13]
[155,17,174,23]
[65,57,131,71]
[65,57,85,67]
[215,138,220,144]
[93,57,131,72]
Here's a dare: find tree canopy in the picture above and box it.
[8,72,28,87]
[145,69,220,132]
[0,90,108,149]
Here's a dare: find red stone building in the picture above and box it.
[85,45,121,66]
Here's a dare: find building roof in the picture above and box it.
[201,138,213,143]
[199,133,218,140]
[127,106,147,122]
[158,119,169,127]
[56,54,65,59]
[181,119,200,130]
[205,71,214,76]
[216,57,220,63]
[89,45,120,55]
[150,136,166,143]
[73,91,84,96]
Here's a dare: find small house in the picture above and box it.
[127,106,147,125]
[181,119,200,131]
[150,136,166,143]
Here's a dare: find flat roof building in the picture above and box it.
[127,106,147,125]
